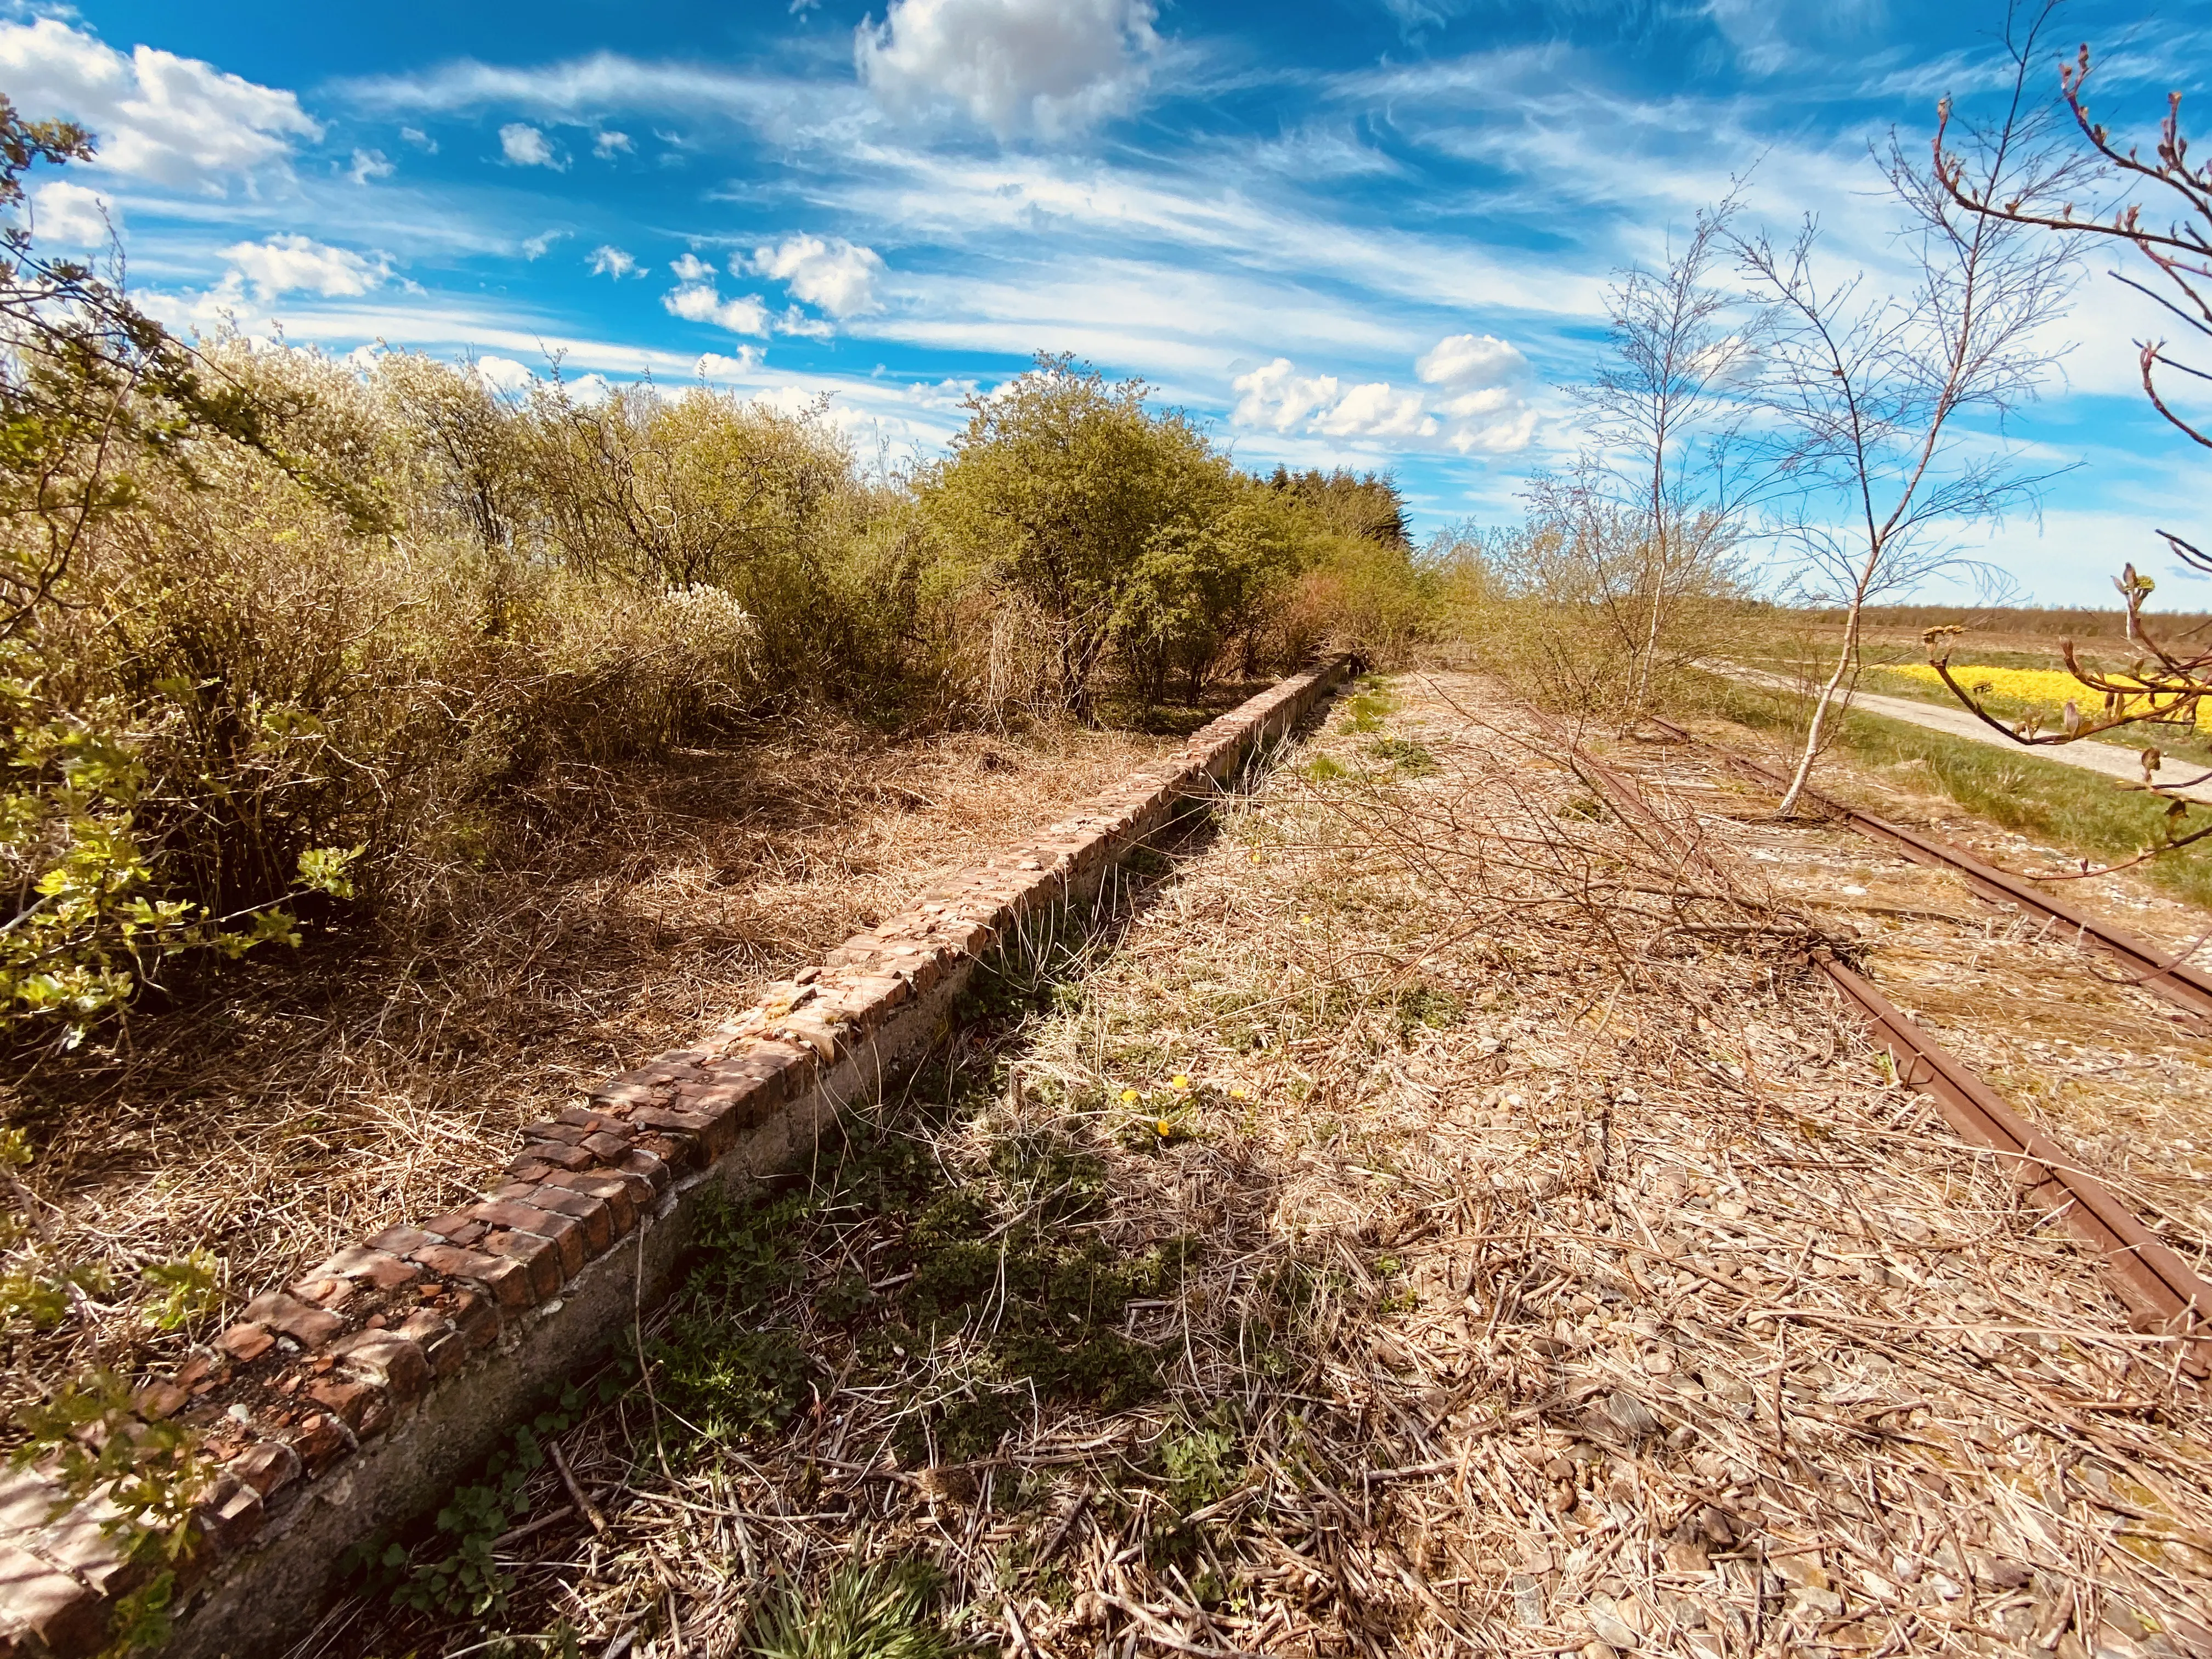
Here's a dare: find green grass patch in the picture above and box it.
[1712,679,2212,909]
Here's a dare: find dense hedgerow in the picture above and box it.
[0,114,1435,1041]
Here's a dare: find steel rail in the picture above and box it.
[1643,714,2212,1028]
[1525,708,2212,1374]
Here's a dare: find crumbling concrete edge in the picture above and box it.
[0,657,1352,1659]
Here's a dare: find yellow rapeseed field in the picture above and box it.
[1871,663,2212,731]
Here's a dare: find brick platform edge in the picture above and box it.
[0,658,1352,1659]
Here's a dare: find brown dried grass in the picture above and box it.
[319,672,2212,1659]
[0,716,1176,1434]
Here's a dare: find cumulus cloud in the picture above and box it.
[1233,332,1535,455]
[664,257,771,336]
[219,234,390,301]
[748,234,885,318]
[499,122,562,167]
[475,354,535,394]
[855,0,1159,138]
[593,129,632,157]
[0,16,320,191]
[30,180,118,245]
[696,348,765,379]
[347,146,393,184]
[588,244,639,278]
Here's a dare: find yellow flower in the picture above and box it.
[1229,1086,1249,1100]
[1119,1087,1139,1104]
[1156,1118,1175,1137]
[1875,663,2212,731]
[1170,1074,1190,1091]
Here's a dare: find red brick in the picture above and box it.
[366,1225,440,1257]
[518,1141,596,1173]
[196,1479,263,1554]
[527,1186,612,1253]
[633,1129,699,1176]
[305,1377,375,1429]
[542,1169,640,1233]
[288,1276,356,1309]
[579,1130,634,1163]
[517,1120,590,1145]
[290,1413,351,1472]
[504,1157,561,1184]
[631,1104,712,1137]
[555,1105,628,1133]
[481,1229,563,1302]
[239,1292,342,1351]
[619,1148,672,1193]
[450,1291,501,1352]
[218,1322,275,1363]
[225,1440,301,1498]
[333,1330,432,1405]
[0,1542,103,1654]
[407,1243,534,1310]
[421,1210,489,1248]
[311,1245,422,1291]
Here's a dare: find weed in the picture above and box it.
[1367,736,1438,775]
[1299,755,1350,784]
[745,1555,966,1659]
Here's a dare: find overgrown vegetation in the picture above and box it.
[0,118,1437,1054]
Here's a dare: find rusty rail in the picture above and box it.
[1644,714,2212,1028]
[1526,708,2212,1373]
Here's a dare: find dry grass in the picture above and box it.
[318,672,2211,1659]
[0,716,1177,1436]
[1637,710,2212,1253]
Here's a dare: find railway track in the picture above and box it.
[1527,707,2212,1375]
[1644,713,2212,1030]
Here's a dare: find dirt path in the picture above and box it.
[330,672,2212,1659]
[1713,662,2212,806]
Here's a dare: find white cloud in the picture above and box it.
[475,354,535,393]
[0,17,320,191]
[348,147,393,184]
[748,234,886,317]
[220,234,390,301]
[1232,360,1342,432]
[696,349,765,379]
[1231,332,1535,456]
[588,244,639,278]
[855,0,1159,138]
[1415,332,1526,390]
[498,122,562,168]
[523,229,567,259]
[30,180,117,245]
[664,262,772,335]
[399,125,436,150]
[593,130,632,157]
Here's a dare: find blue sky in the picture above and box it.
[4,0,2209,603]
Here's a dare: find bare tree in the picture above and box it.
[1572,198,1766,709]
[1738,20,2079,814]
[1928,12,2212,861]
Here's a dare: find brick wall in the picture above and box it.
[0,659,1350,1659]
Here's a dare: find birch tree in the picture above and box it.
[1740,29,2078,814]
